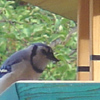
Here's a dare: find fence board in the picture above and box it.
[1,81,100,100]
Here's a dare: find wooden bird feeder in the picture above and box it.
[1,0,100,99]
[21,0,100,81]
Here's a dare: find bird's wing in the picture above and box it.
[0,50,28,78]
[0,58,22,78]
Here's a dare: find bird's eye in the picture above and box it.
[41,49,47,55]
[48,48,53,53]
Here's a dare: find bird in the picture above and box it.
[0,43,59,94]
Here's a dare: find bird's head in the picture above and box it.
[31,43,59,62]
[28,43,59,73]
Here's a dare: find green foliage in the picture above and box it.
[0,0,77,80]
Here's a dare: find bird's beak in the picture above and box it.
[47,53,59,62]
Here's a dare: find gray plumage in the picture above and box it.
[0,43,59,94]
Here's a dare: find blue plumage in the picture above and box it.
[0,65,12,78]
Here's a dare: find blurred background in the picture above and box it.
[0,0,77,80]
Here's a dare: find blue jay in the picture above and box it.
[0,43,59,94]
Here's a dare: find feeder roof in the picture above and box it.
[22,0,78,21]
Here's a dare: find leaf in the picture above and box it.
[0,1,77,80]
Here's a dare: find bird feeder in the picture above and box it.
[21,0,100,81]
